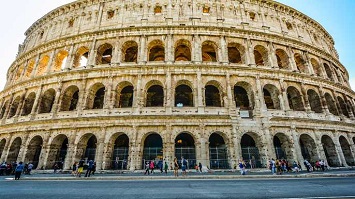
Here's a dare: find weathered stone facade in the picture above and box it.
[0,0,354,171]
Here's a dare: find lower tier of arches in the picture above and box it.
[0,124,354,171]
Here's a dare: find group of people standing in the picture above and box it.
[144,156,198,177]
[71,159,96,177]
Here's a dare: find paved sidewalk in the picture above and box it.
[3,167,355,181]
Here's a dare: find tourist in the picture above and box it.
[199,162,202,173]
[144,161,150,175]
[85,160,94,177]
[14,162,24,180]
[27,162,33,175]
[164,161,168,174]
[77,159,84,177]
[181,156,187,176]
[173,157,179,177]
[150,160,155,174]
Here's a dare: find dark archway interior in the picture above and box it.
[84,135,97,161]
[205,85,221,107]
[119,86,134,108]
[93,87,105,109]
[146,85,164,107]
[209,133,228,169]
[175,84,193,107]
[234,86,250,109]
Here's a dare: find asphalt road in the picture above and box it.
[1,177,355,199]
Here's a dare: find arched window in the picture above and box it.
[73,46,89,68]
[287,86,305,111]
[275,49,289,69]
[205,85,221,107]
[96,43,113,65]
[25,60,35,78]
[148,40,165,61]
[53,50,69,71]
[36,55,50,75]
[8,96,21,118]
[38,89,56,113]
[60,86,79,111]
[202,41,217,62]
[324,93,338,115]
[323,63,333,80]
[294,53,306,73]
[21,92,36,116]
[254,45,268,66]
[228,43,245,64]
[86,83,105,109]
[146,85,164,107]
[118,86,134,108]
[175,84,193,107]
[310,58,322,76]
[175,40,191,61]
[263,84,281,110]
[307,89,323,113]
[234,86,250,110]
[122,41,138,62]
[337,96,349,118]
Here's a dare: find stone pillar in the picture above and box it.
[112,39,121,64]
[268,42,278,68]
[163,125,173,168]
[95,127,107,170]
[165,71,172,113]
[133,74,143,114]
[30,54,41,78]
[0,134,12,161]
[30,85,43,118]
[14,90,27,119]
[219,36,228,64]
[76,78,88,115]
[129,125,140,170]
[225,72,235,113]
[192,34,201,63]
[138,35,147,64]
[64,44,75,70]
[103,77,114,109]
[318,86,330,114]
[37,132,51,169]
[290,128,305,169]
[261,121,276,163]
[3,94,14,120]
[45,50,57,74]
[87,38,97,66]
[304,51,315,75]
[64,131,77,170]
[287,47,297,71]
[17,134,30,163]
[231,124,242,167]
[246,38,255,66]
[51,82,63,116]
[255,76,266,113]
[314,132,327,164]
[196,71,204,113]
[166,33,173,64]
[300,83,311,112]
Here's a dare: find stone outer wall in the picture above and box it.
[0,0,354,171]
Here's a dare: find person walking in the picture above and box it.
[144,161,150,175]
[173,157,179,177]
[77,159,84,177]
[85,160,94,177]
[198,162,202,173]
[181,156,187,176]
[164,161,168,175]
[27,163,33,175]
[14,162,24,180]
[150,160,155,174]
[239,160,246,175]
[269,159,276,175]
[72,162,77,176]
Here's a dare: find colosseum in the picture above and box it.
[0,0,354,171]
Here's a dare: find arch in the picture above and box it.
[175,132,196,168]
[205,85,222,107]
[148,40,165,61]
[47,134,68,170]
[8,96,21,118]
[146,85,164,107]
[0,139,6,159]
[96,43,113,65]
[209,132,229,169]
[202,41,217,62]
[299,134,318,163]
[24,136,43,169]
[234,82,255,110]
[254,45,268,66]
[240,133,262,168]
[60,85,79,111]
[273,133,293,160]
[21,92,36,116]
[321,135,340,167]
[76,134,97,161]
[86,83,105,109]
[117,85,134,108]
[294,53,306,73]
[73,46,89,68]
[53,50,69,71]
[323,63,333,80]
[0,100,9,119]
[175,84,193,107]
[339,136,355,166]
[122,41,138,62]
[15,65,24,80]
[175,39,191,61]
[310,58,322,76]
[263,84,281,110]
[324,93,338,115]
[275,49,289,69]
[307,89,323,113]
[228,43,245,64]
[36,55,50,75]
[287,86,305,111]
[38,88,56,113]
[142,133,163,168]
[7,137,22,163]
[111,134,129,170]
[337,96,349,118]
[25,59,35,77]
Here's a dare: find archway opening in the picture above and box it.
[339,136,355,166]
[38,89,56,113]
[143,133,163,169]
[24,136,43,169]
[321,135,340,167]
[337,97,349,118]
[273,136,286,160]
[275,49,289,69]
[122,41,138,62]
[205,85,221,107]
[8,96,21,118]
[234,86,250,110]
[47,135,68,170]
[0,139,6,159]
[287,87,305,111]
[241,134,261,168]
[111,134,129,170]
[299,134,318,163]
[324,93,338,115]
[263,84,280,109]
[175,84,193,107]
[119,86,134,108]
[209,133,229,169]
[202,42,217,62]
[307,89,323,113]
[7,137,22,163]
[175,40,191,61]
[175,133,196,168]
[146,85,164,107]
[60,86,79,111]
[21,92,36,116]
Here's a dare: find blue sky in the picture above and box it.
[0,0,354,90]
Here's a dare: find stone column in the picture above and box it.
[30,54,41,78]
[36,132,51,169]
[268,42,278,68]
[30,85,43,119]
[196,71,204,113]
[138,35,147,64]
[304,51,315,75]
[112,39,121,65]
[314,132,327,164]
[51,82,63,117]
[287,47,297,71]
[76,78,88,116]
[219,36,228,64]
[255,76,266,113]
[129,125,140,170]
[300,83,311,112]
[279,79,290,110]
[3,94,14,121]
[192,34,201,63]
[64,131,77,170]
[87,38,97,66]
[103,76,114,110]
[163,125,173,168]
[166,33,173,64]
[14,90,27,119]
[231,125,242,166]
[245,38,255,66]
[95,127,107,170]
[133,74,143,114]
[64,44,75,70]
[318,86,330,114]
[17,134,30,163]
[46,50,57,74]
[0,134,12,161]
[165,71,172,113]
[290,128,305,169]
